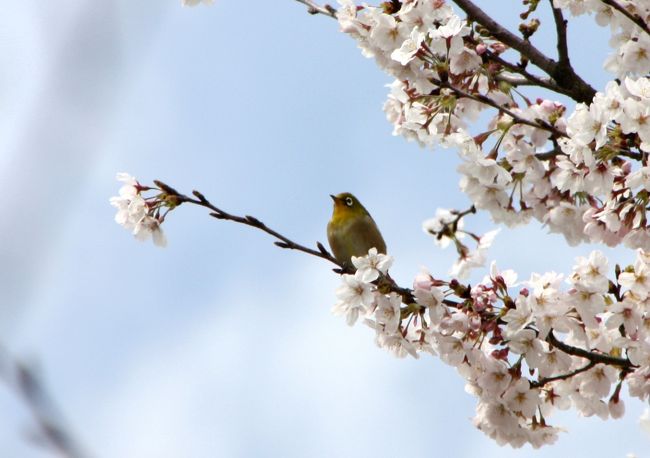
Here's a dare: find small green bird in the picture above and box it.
[327,192,387,267]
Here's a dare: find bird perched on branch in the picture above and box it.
[327,192,387,267]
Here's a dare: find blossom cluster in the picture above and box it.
[553,0,650,77]
[334,247,650,447]
[109,173,167,247]
[337,1,650,251]
[338,0,493,144]
[422,207,499,278]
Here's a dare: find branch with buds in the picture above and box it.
[110,172,650,447]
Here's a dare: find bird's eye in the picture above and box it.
[345,197,354,207]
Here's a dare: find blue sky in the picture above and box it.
[0,1,647,457]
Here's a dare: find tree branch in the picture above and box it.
[530,360,596,388]
[599,0,650,37]
[485,51,568,95]
[535,147,564,161]
[294,0,337,18]
[452,0,597,103]
[154,181,423,304]
[161,184,342,267]
[453,0,556,73]
[432,77,566,137]
[549,0,570,68]
[0,350,85,458]
[546,331,635,368]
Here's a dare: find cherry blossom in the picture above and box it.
[110,173,167,247]
[351,247,393,282]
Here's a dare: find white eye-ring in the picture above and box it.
[345,197,354,207]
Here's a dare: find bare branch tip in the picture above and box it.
[192,190,207,201]
[245,215,262,225]
[316,241,330,255]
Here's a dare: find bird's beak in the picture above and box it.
[330,194,338,202]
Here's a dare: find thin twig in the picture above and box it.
[164,184,342,266]
[0,350,85,458]
[433,77,565,137]
[452,0,597,103]
[599,0,650,37]
[535,145,643,161]
[546,331,635,368]
[530,361,596,388]
[295,0,337,18]
[618,148,644,161]
[485,51,567,95]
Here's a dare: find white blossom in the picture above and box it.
[351,247,393,282]
[333,274,375,326]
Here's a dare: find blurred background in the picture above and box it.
[0,0,647,456]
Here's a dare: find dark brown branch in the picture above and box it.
[530,361,596,388]
[452,0,597,103]
[485,51,567,95]
[173,186,341,266]
[432,77,565,137]
[453,0,555,73]
[426,205,476,239]
[535,145,643,162]
[599,0,650,37]
[618,148,644,161]
[546,331,635,368]
[549,1,570,68]
[0,351,85,458]
[154,182,423,305]
[535,147,564,161]
[295,0,337,18]
[454,205,477,221]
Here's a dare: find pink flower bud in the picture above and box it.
[608,397,625,419]
[490,43,506,54]
[413,272,434,290]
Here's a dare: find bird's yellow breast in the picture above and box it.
[327,212,387,266]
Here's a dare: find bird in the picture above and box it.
[327,192,387,268]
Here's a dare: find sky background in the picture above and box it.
[0,0,648,457]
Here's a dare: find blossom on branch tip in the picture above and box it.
[422,208,465,248]
[110,173,167,247]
